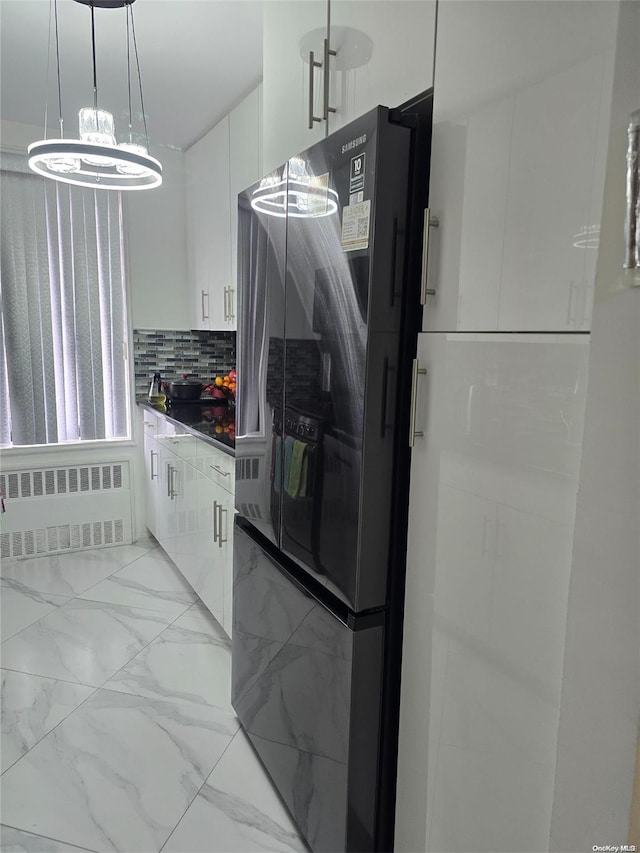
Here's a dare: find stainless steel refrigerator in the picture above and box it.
[233,101,432,852]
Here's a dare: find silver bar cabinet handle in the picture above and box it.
[166,464,172,498]
[624,109,640,270]
[409,358,427,448]
[323,38,337,121]
[169,465,178,499]
[150,450,158,480]
[213,500,219,544]
[201,289,209,322]
[308,51,322,129]
[228,287,235,322]
[420,208,440,304]
[209,464,230,477]
[218,503,228,547]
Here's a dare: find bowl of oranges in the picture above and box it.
[207,368,236,403]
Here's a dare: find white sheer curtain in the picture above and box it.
[0,155,129,446]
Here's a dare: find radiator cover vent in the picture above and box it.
[0,464,124,501]
[0,462,131,561]
[236,457,260,481]
[1,520,125,560]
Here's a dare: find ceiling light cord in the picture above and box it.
[129,5,150,153]
[54,0,64,137]
[125,4,133,142]
[90,4,98,116]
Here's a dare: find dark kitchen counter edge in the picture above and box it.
[137,401,236,457]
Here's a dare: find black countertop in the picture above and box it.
[138,400,236,456]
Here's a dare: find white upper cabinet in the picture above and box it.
[329,2,436,130]
[262,1,436,174]
[185,116,231,331]
[262,1,328,174]
[422,0,618,333]
[185,87,262,332]
[229,84,263,329]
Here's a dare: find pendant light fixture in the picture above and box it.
[28,0,162,191]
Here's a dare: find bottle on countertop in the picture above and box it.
[148,372,166,407]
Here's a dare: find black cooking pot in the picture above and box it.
[166,378,203,400]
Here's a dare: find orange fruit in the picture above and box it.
[214,377,223,387]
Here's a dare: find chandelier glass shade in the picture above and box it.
[28,0,162,191]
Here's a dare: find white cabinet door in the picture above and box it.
[156,442,181,566]
[329,1,435,132]
[262,1,328,174]
[185,117,232,331]
[422,0,617,333]
[263,2,436,173]
[397,331,589,852]
[229,87,262,331]
[142,431,161,538]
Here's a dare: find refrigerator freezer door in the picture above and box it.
[232,521,385,852]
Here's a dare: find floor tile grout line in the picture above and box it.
[1,540,161,594]
[0,665,101,691]
[0,683,100,776]
[157,724,243,853]
[0,823,99,853]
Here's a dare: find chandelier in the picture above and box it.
[28,0,162,191]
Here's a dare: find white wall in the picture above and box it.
[550,2,640,847]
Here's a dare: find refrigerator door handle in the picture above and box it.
[409,358,427,447]
[308,51,323,129]
[380,356,394,438]
[420,208,440,304]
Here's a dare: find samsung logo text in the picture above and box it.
[342,134,367,154]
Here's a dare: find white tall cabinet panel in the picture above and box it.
[422,0,618,332]
[262,1,436,174]
[396,332,590,852]
[229,84,263,330]
[185,117,231,331]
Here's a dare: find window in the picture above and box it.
[0,155,130,446]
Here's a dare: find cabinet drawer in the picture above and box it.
[160,431,199,466]
[196,442,235,493]
[142,409,162,438]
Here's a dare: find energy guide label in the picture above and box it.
[341,200,371,252]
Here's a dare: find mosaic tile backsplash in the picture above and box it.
[133,329,235,398]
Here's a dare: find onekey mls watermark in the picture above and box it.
[592,846,637,852]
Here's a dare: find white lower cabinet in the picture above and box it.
[396,332,589,852]
[140,409,235,637]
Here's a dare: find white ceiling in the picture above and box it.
[0,0,264,152]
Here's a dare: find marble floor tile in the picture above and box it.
[0,824,97,852]
[78,550,197,617]
[103,619,233,714]
[1,670,95,773]
[0,689,239,853]
[163,729,307,853]
[0,545,153,597]
[174,601,230,639]
[1,579,70,642]
[0,599,172,687]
